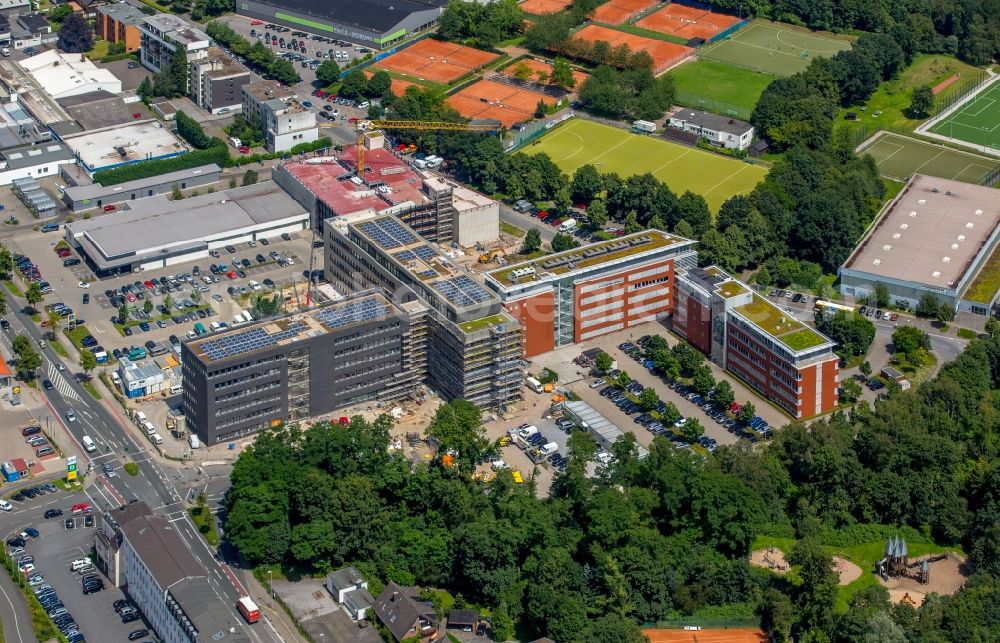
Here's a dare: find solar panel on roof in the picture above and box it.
[360,218,419,250]
[315,297,389,330]
[433,275,493,307]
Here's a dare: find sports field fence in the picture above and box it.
[933,70,990,114]
[644,617,761,629]
[504,111,576,151]
[673,88,752,121]
[710,18,751,43]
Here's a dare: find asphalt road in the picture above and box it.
[0,303,279,643]
[499,204,556,242]
[0,561,38,643]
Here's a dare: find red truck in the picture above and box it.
[236,596,260,624]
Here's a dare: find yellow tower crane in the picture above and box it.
[320,119,499,176]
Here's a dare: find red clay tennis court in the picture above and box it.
[643,628,769,643]
[448,79,557,128]
[593,0,659,25]
[574,24,693,74]
[636,3,743,41]
[520,0,573,14]
[373,39,499,84]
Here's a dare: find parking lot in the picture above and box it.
[217,14,370,91]
[10,228,323,359]
[3,491,147,643]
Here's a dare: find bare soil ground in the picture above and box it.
[832,555,863,586]
[749,548,789,574]
[881,553,970,604]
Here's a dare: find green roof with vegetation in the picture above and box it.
[716,280,748,299]
[459,312,514,334]
[488,231,686,286]
[963,244,1000,304]
[733,294,830,352]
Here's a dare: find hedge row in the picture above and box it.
[93,146,230,186]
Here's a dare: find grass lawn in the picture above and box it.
[3,279,23,297]
[88,40,110,60]
[529,119,767,212]
[500,221,525,237]
[82,379,101,400]
[838,55,985,135]
[699,19,852,76]
[188,505,220,546]
[667,59,776,116]
[64,324,92,349]
[50,338,68,358]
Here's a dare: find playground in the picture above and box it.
[860,131,997,183]
[636,3,744,42]
[448,79,557,128]
[528,118,767,212]
[593,0,659,25]
[698,20,852,76]
[874,537,969,605]
[372,39,499,84]
[519,0,572,14]
[928,77,1000,152]
[574,24,694,75]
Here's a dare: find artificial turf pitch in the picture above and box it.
[861,132,996,184]
[529,119,768,212]
[699,21,852,76]
[929,79,1000,152]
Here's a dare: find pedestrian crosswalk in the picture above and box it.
[47,364,81,401]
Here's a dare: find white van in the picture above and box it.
[210,321,223,331]
[539,442,558,457]
[170,383,182,395]
[142,420,156,436]
[525,376,543,393]
[70,558,91,572]
[188,434,200,449]
[135,411,148,425]
[517,425,538,440]
[151,433,163,445]
[248,280,261,291]
[558,218,578,233]
[82,435,97,453]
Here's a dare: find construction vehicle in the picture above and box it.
[319,119,499,177]
[478,248,506,263]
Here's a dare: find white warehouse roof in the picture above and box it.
[19,50,122,99]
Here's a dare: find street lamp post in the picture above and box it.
[268,570,273,599]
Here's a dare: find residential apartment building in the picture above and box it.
[189,47,250,114]
[181,291,424,445]
[94,502,250,643]
[241,81,317,152]
[325,215,523,410]
[96,3,145,53]
[139,14,209,76]
[667,108,755,151]
[483,231,697,357]
[673,266,840,419]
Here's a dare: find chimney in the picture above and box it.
[391,591,399,602]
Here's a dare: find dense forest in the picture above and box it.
[225,329,1000,642]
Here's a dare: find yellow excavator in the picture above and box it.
[478,248,506,264]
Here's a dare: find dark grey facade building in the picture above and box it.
[181,291,424,445]
[325,216,523,410]
[61,163,222,212]
[234,0,445,50]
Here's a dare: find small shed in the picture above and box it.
[881,366,911,390]
[447,609,479,631]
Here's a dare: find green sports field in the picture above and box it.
[699,20,852,76]
[929,79,1000,152]
[861,132,996,183]
[530,119,768,212]
[668,59,775,119]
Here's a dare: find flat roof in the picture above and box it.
[58,90,154,130]
[731,292,832,352]
[19,50,121,98]
[65,183,305,267]
[563,400,648,458]
[64,164,221,202]
[187,292,399,364]
[63,121,187,170]
[282,147,427,215]
[97,3,147,25]
[142,14,209,45]
[2,142,73,169]
[199,47,248,79]
[487,230,691,287]
[844,174,1000,291]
